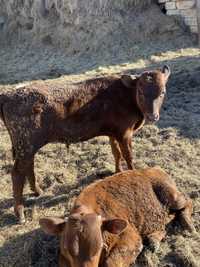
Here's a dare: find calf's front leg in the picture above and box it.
[118,135,134,170]
[109,137,123,173]
[146,230,166,252]
[102,226,143,267]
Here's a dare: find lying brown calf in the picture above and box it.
[40,167,194,267]
[0,66,170,223]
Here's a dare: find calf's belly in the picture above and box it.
[53,118,106,144]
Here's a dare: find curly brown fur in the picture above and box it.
[0,67,170,223]
[40,167,194,267]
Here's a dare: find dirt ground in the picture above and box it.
[0,24,200,267]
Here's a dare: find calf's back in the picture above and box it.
[73,169,169,237]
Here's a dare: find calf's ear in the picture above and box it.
[162,65,171,79]
[121,74,138,88]
[39,217,65,235]
[102,219,127,235]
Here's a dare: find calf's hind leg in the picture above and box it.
[178,198,195,232]
[118,135,134,170]
[166,191,194,232]
[154,181,195,232]
[12,158,31,224]
[27,156,43,197]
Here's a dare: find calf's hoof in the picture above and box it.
[179,199,196,233]
[179,213,196,233]
[115,168,123,173]
[146,231,165,253]
[19,215,26,224]
[14,205,26,224]
[34,186,43,197]
[148,239,160,253]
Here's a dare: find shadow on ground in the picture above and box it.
[0,33,197,85]
[0,228,59,267]
[0,170,113,229]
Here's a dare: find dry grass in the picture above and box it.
[0,33,200,267]
[0,1,162,49]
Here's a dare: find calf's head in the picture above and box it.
[122,65,171,123]
[40,213,127,267]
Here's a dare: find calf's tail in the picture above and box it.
[0,94,9,123]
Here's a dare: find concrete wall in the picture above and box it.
[158,0,197,33]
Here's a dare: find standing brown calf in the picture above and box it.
[40,167,195,267]
[0,66,170,223]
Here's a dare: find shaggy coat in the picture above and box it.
[40,167,194,267]
[0,66,170,223]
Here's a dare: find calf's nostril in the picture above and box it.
[146,113,159,122]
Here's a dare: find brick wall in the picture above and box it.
[158,0,197,33]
